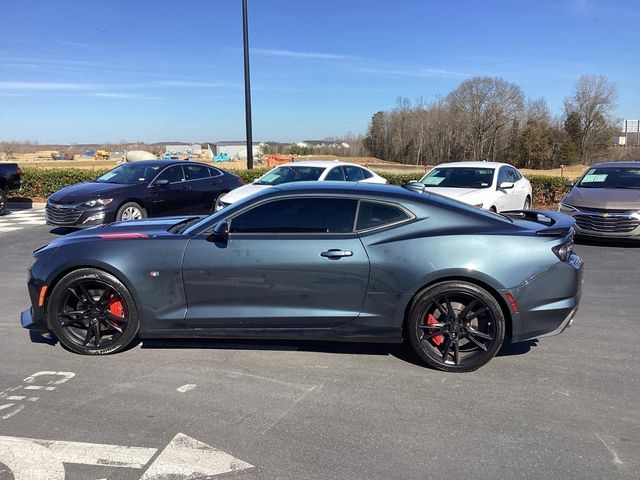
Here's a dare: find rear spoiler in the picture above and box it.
[501,210,576,236]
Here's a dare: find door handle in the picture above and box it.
[320,249,353,259]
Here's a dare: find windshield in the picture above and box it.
[254,166,325,186]
[96,163,161,185]
[577,167,640,189]
[419,167,495,189]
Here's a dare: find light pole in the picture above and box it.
[242,0,254,169]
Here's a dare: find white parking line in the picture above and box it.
[0,208,46,233]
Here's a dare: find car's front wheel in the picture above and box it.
[47,268,140,355]
[523,196,531,210]
[117,202,146,222]
[407,281,505,372]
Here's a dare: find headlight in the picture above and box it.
[83,198,113,208]
[558,202,577,213]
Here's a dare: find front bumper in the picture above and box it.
[45,203,117,228]
[508,253,584,343]
[560,207,640,239]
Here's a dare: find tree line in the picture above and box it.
[363,74,619,168]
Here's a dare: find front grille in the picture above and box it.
[575,213,640,233]
[46,204,83,225]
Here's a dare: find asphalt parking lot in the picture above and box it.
[0,207,638,480]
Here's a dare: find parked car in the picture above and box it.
[45,160,243,228]
[215,160,387,210]
[0,163,22,215]
[417,162,532,212]
[23,182,582,372]
[559,161,640,239]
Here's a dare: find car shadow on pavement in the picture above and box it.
[576,237,640,248]
[50,227,77,236]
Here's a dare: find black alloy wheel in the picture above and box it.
[47,268,139,354]
[408,281,505,372]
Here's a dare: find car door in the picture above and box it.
[149,164,189,216]
[509,167,529,209]
[182,196,370,329]
[182,163,217,213]
[494,167,511,212]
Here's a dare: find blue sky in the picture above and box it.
[0,0,638,144]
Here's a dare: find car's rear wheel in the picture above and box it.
[0,187,7,216]
[47,268,140,355]
[407,281,505,372]
[117,202,146,221]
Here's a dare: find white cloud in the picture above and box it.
[253,48,357,61]
[0,81,99,90]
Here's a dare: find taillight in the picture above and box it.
[553,240,574,262]
[17,167,22,175]
[238,178,246,185]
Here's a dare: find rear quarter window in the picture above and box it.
[357,201,410,231]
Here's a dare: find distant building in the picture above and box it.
[164,144,202,155]
[619,120,640,147]
[208,141,264,159]
[295,140,350,149]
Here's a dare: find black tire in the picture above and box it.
[523,196,531,210]
[116,202,147,222]
[407,281,505,372]
[47,268,140,355]
[0,187,7,216]
[489,206,497,213]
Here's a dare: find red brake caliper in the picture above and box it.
[108,297,124,320]
[426,314,444,346]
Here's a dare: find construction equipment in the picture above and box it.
[214,152,230,163]
[266,154,294,167]
[95,150,110,161]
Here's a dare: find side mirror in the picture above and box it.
[153,179,169,187]
[206,221,229,245]
[499,181,514,190]
[564,180,575,188]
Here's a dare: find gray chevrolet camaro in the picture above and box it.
[22,182,583,372]
[559,161,640,239]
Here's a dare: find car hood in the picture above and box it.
[42,216,204,251]
[564,187,640,210]
[423,187,489,205]
[220,183,270,204]
[48,182,135,204]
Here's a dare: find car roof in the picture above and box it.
[430,161,510,169]
[271,180,421,202]
[120,159,212,168]
[275,160,366,169]
[589,161,640,168]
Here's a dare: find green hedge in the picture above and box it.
[12,168,108,199]
[11,167,573,208]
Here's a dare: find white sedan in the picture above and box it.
[216,160,387,210]
[418,162,532,212]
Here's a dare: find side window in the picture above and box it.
[356,201,410,231]
[208,167,223,177]
[497,167,510,186]
[510,167,522,181]
[184,164,211,181]
[344,166,365,182]
[361,168,373,179]
[156,165,184,184]
[230,198,357,234]
[324,167,345,181]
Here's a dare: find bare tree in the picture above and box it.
[447,77,524,161]
[563,74,617,163]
